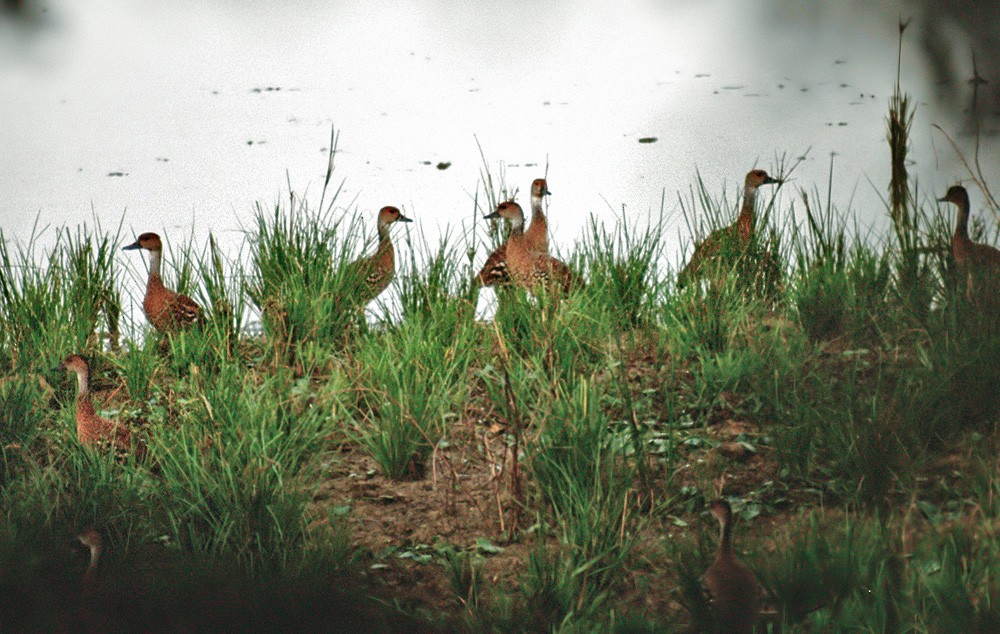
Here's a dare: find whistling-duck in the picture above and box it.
[475,178,551,287]
[679,169,781,287]
[77,528,103,590]
[483,201,583,294]
[122,233,204,333]
[703,499,763,633]
[55,354,133,454]
[343,206,412,304]
[938,185,1000,303]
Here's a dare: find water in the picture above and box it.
[2,0,998,283]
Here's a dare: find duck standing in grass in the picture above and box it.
[476,178,551,288]
[703,498,764,633]
[77,528,103,592]
[938,184,1000,307]
[343,205,412,305]
[679,169,781,288]
[55,354,138,458]
[122,232,204,333]
[483,201,582,294]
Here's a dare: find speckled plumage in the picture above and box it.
[123,232,204,333]
[476,178,551,287]
[939,185,1000,306]
[56,354,135,456]
[679,169,780,287]
[343,206,412,304]
[484,201,583,294]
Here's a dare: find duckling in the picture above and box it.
[938,185,1000,305]
[476,178,551,287]
[483,201,583,294]
[342,206,412,304]
[703,498,763,633]
[679,169,781,287]
[55,354,135,456]
[122,233,204,333]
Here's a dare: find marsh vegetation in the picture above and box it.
[2,81,1000,631]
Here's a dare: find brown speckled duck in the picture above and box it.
[483,200,582,294]
[123,232,204,333]
[343,206,412,304]
[679,169,780,287]
[476,178,551,287]
[703,498,764,633]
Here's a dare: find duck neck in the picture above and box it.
[376,222,394,257]
[530,193,548,230]
[74,369,96,420]
[718,517,734,556]
[87,542,101,569]
[737,185,757,243]
[954,198,970,241]
[507,214,526,243]
[147,248,163,282]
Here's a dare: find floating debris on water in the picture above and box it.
[107,171,127,177]
[637,137,658,144]
[436,162,451,170]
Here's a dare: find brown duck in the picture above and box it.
[476,178,551,287]
[123,232,204,333]
[938,185,1000,305]
[679,169,780,287]
[483,200,582,294]
[343,205,412,305]
[703,498,764,633]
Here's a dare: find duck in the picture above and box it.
[703,498,764,633]
[122,233,204,333]
[342,206,412,304]
[938,185,1000,304]
[679,169,781,287]
[475,178,551,287]
[76,528,103,592]
[483,201,582,294]
[55,354,135,456]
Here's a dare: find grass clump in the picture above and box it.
[350,311,478,479]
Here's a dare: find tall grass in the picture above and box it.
[247,195,367,366]
[3,68,1000,630]
[0,221,122,372]
[153,363,333,570]
[519,377,637,628]
[350,310,478,479]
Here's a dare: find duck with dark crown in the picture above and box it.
[343,206,413,305]
[702,498,765,633]
[122,232,204,333]
[476,178,552,288]
[54,354,139,458]
[938,184,1000,307]
[483,200,583,294]
[679,169,781,288]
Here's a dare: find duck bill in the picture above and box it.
[483,211,500,220]
[397,214,413,223]
[764,176,781,185]
[122,240,142,251]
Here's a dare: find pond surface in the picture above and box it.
[2,0,999,276]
